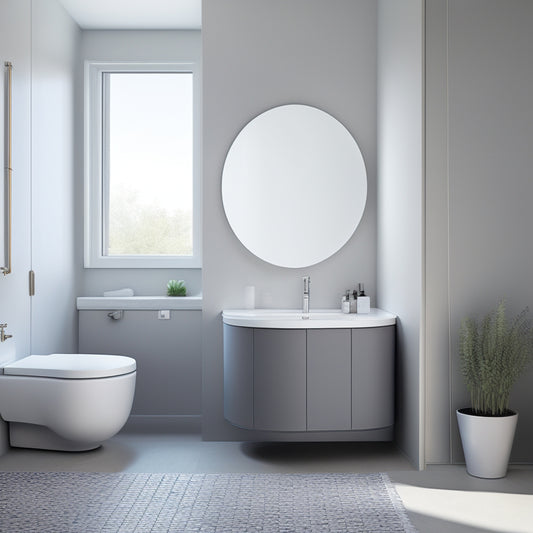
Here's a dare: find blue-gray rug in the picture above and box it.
[0,471,416,532]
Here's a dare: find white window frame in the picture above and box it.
[84,61,201,268]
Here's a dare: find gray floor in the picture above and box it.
[0,430,532,533]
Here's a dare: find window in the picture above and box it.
[85,62,201,268]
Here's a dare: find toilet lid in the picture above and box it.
[3,354,136,379]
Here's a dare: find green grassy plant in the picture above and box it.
[459,300,533,416]
[167,279,186,297]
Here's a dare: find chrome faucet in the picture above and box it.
[0,323,13,343]
[302,276,310,315]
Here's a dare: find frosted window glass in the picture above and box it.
[104,72,193,256]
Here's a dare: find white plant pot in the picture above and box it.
[457,408,518,479]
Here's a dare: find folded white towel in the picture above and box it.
[103,288,135,297]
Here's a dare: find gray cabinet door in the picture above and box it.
[253,328,306,431]
[223,325,253,429]
[307,329,351,430]
[352,326,395,430]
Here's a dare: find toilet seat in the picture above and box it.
[2,354,136,379]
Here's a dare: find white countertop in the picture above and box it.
[77,296,202,311]
[222,308,396,329]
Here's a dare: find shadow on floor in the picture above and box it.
[0,439,137,472]
[240,441,402,465]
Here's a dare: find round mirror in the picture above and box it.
[222,104,367,268]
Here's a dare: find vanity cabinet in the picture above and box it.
[352,326,395,430]
[223,323,395,433]
[307,329,351,431]
[253,329,306,431]
[223,324,253,429]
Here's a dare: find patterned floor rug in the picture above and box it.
[0,471,416,532]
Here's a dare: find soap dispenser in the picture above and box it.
[350,289,358,313]
[341,290,351,314]
[357,283,370,313]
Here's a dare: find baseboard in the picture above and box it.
[121,415,202,434]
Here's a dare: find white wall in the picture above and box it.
[31,0,81,355]
[0,0,32,454]
[377,0,424,468]
[79,30,202,298]
[0,0,79,453]
[203,0,379,441]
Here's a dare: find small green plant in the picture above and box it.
[459,300,533,416]
[167,279,186,297]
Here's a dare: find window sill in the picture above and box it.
[76,296,202,311]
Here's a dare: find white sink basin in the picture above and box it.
[222,308,396,329]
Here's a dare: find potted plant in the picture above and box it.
[167,279,186,297]
[457,300,533,478]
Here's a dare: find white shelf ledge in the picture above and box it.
[77,296,202,311]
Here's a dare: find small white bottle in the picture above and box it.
[357,283,370,313]
[244,285,255,309]
[341,290,350,314]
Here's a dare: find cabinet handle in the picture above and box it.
[29,270,35,295]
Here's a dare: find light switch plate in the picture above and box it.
[158,310,171,320]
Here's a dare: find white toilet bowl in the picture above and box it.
[0,353,136,451]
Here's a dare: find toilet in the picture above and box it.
[0,353,136,451]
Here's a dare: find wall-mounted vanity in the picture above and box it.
[220,105,394,441]
[223,309,396,438]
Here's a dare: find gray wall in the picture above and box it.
[8,0,532,468]
[424,0,451,465]
[376,0,424,468]
[426,0,533,464]
[76,30,204,426]
[448,0,533,463]
[203,0,379,441]
[79,310,202,421]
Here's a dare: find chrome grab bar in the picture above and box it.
[2,61,13,276]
